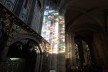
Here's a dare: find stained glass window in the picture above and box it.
[41,7,65,54]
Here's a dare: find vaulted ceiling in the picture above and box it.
[58,0,108,31]
[58,0,108,43]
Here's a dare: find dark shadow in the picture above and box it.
[22,41,37,72]
[7,41,23,58]
[6,41,38,72]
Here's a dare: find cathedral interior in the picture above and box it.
[0,0,108,72]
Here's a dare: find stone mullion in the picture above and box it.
[68,33,72,59]
[65,33,69,58]
[71,34,77,69]
[65,32,71,72]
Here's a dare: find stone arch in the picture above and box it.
[66,7,103,31]
[1,33,44,72]
[9,33,43,52]
[65,0,108,69]
[65,5,108,32]
[67,22,108,68]
[1,33,43,60]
